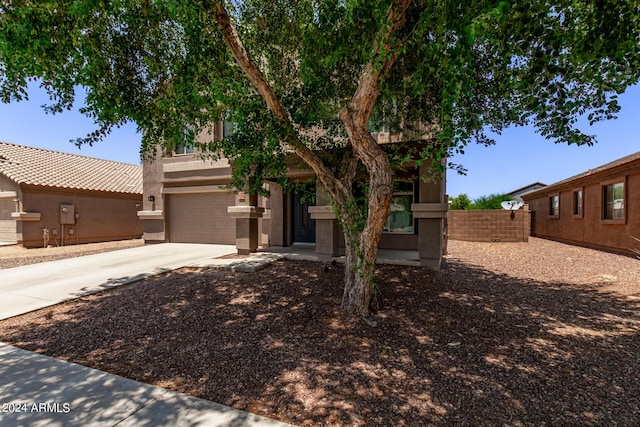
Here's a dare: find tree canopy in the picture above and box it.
[2,0,639,317]
[2,1,638,160]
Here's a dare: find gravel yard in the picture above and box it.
[0,237,639,426]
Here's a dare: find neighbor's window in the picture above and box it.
[384,181,414,234]
[603,182,624,220]
[174,144,194,155]
[573,190,583,216]
[549,194,559,217]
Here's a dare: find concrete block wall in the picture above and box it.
[448,206,530,242]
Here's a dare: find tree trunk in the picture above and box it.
[215,0,407,320]
[338,127,394,318]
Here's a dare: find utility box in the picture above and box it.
[60,204,75,225]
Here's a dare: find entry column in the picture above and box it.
[412,162,447,269]
[308,186,339,260]
[227,193,264,255]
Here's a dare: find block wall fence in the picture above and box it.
[447,205,531,242]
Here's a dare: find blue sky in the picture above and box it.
[0,82,638,199]
[0,82,142,165]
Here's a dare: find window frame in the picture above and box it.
[383,181,415,235]
[173,144,195,156]
[572,188,584,218]
[602,179,626,223]
[548,193,560,218]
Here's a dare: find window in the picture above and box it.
[174,144,194,155]
[573,190,583,216]
[603,182,624,220]
[548,194,559,217]
[223,121,236,138]
[384,181,414,234]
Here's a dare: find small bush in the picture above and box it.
[470,193,515,210]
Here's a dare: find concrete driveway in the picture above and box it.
[0,243,236,321]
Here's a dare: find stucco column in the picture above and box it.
[309,186,339,260]
[412,162,447,269]
[267,183,285,246]
[227,192,264,254]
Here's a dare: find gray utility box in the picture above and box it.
[60,204,75,225]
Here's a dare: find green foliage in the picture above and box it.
[470,193,515,210]
[2,0,639,164]
[450,194,472,210]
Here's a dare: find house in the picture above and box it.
[0,142,143,247]
[138,123,447,268]
[522,151,640,254]
[507,182,547,201]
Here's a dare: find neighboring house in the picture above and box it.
[139,122,447,268]
[507,182,547,201]
[522,151,640,254]
[0,142,143,247]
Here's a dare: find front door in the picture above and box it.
[292,191,316,243]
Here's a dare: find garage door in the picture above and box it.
[168,193,236,244]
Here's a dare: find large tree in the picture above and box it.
[1,0,639,320]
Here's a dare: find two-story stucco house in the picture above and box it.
[138,123,447,268]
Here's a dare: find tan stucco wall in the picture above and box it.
[140,141,235,243]
[0,175,20,242]
[19,187,142,247]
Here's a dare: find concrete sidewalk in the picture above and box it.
[0,343,290,427]
[0,243,293,427]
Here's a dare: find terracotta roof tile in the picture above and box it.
[0,142,142,194]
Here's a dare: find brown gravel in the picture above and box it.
[0,240,144,269]
[0,237,639,426]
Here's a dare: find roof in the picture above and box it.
[507,182,547,197]
[523,151,640,200]
[0,142,142,194]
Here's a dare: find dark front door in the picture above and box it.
[292,191,316,243]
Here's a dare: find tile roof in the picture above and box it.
[0,142,142,194]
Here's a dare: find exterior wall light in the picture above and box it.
[147,195,155,202]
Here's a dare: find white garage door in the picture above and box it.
[168,193,236,244]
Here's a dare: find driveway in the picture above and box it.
[0,243,236,320]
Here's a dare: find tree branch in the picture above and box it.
[343,0,413,128]
[214,2,351,202]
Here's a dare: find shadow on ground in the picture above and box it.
[0,259,638,426]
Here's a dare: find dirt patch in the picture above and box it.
[0,238,639,426]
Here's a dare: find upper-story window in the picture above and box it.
[174,144,194,155]
[223,121,236,138]
[603,182,624,220]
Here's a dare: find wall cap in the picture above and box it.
[137,210,164,219]
[309,205,337,220]
[11,212,41,221]
[227,206,265,218]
